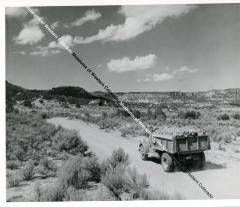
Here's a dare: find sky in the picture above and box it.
[5,4,240,92]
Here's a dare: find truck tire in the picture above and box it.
[195,152,206,169]
[199,152,206,169]
[161,153,174,172]
[138,144,148,160]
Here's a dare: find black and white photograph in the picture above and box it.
[3,1,240,205]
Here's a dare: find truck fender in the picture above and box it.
[139,139,150,154]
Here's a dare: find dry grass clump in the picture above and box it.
[7,170,22,188]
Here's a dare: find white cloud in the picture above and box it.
[48,35,74,49]
[65,9,101,28]
[6,7,27,18]
[14,25,44,45]
[14,12,44,45]
[30,46,49,57]
[107,54,157,73]
[172,66,199,75]
[139,73,173,82]
[30,35,74,57]
[30,46,61,57]
[74,5,196,44]
[138,66,199,82]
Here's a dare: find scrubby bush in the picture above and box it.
[6,160,19,170]
[178,110,200,119]
[101,161,150,200]
[85,157,101,182]
[23,99,32,108]
[39,99,44,104]
[146,107,153,120]
[133,109,141,119]
[113,109,131,118]
[101,112,107,119]
[7,171,22,188]
[119,126,133,137]
[218,113,230,121]
[35,182,65,201]
[41,113,48,119]
[58,155,100,189]
[64,186,88,201]
[101,148,129,173]
[152,107,167,120]
[98,119,117,131]
[38,158,57,178]
[213,131,234,143]
[101,165,128,200]
[52,128,88,155]
[21,160,35,181]
[92,184,116,201]
[233,113,240,120]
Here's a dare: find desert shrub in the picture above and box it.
[98,119,116,131]
[233,113,240,120]
[218,113,230,121]
[213,131,234,143]
[39,99,44,104]
[152,107,167,120]
[218,143,226,151]
[101,165,129,200]
[51,128,88,155]
[101,112,107,119]
[119,127,133,137]
[101,148,129,173]
[92,184,116,201]
[58,156,100,189]
[63,186,88,201]
[113,109,131,118]
[124,167,149,199]
[21,160,35,181]
[146,107,153,120]
[84,157,101,182]
[35,182,66,201]
[6,160,19,170]
[38,158,57,178]
[178,110,200,119]
[7,171,22,188]
[6,112,59,162]
[23,99,32,108]
[101,165,150,200]
[41,113,48,119]
[11,146,26,161]
[133,109,141,119]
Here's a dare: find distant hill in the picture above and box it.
[6,81,240,110]
[92,88,240,107]
[6,81,107,109]
[48,86,96,99]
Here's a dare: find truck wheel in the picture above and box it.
[199,152,206,169]
[139,144,148,160]
[161,153,174,172]
[196,152,206,169]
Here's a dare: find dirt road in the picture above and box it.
[48,117,240,199]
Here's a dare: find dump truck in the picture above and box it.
[138,126,211,172]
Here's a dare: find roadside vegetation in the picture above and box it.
[6,110,181,201]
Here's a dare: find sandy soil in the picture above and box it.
[48,117,240,199]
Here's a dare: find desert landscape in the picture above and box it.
[5,4,240,203]
[6,81,240,201]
